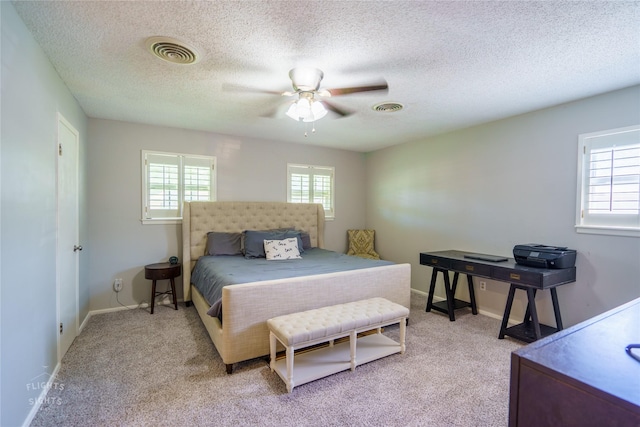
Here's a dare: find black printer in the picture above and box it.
[513,244,576,269]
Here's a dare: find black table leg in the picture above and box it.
[499,284,517,339]
[523,289,537,325]
[526,287,542,340]
[551,288,563,331]
[500,284,564,343]
[467,274,478,315]
[151,279,157,314]
[443,271,456,321]
[451,272,460,296]
[425,269,438,312]
[170,277,178,310]
[427,268,476,321]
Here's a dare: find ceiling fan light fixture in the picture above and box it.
[286,97,327,123]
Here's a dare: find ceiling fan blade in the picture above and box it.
[326,81,388,97]
[222,83,287,96]
[260,102,289,118]
[322,100,353,117]
[260,108,280,118]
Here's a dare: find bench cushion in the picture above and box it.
[267,297,409,346]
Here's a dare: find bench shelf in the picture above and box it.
[268,297,409,393]
[271,333,402,390]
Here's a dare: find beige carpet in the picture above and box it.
[31,294,523,426]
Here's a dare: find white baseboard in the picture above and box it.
[88,298,185,316]
[410,287,515,325]
[78,297,186,336]
[23,298,183,426]
[22,362,61,427]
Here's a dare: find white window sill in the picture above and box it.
[575,225,640,238]
[141,218,182,225]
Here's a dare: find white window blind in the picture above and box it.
[287,164,335,219]
[576,125,640,237]
[142,151,216,223]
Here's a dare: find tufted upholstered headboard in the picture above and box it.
[181,201,325,302]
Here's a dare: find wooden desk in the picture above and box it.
[509,298,640,426]
[420,250,576,342]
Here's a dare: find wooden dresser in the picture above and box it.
[509,298,640,426]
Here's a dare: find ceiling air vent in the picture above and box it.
[145,36,200,65]
[372,102,404,113]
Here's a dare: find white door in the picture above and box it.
[57,113,80,360]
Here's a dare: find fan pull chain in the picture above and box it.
[304,121,317,137]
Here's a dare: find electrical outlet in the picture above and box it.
[114,278,123,292]
[479,281,487,291]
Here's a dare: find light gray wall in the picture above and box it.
[1,3,89,426]
[366,85,640,328]
[86,119,367,311]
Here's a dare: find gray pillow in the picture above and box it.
[243,230,283,258]
[299,231,312,250]
[205,232,242,256]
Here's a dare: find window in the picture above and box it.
[287,164,335,219]
[576,125,640,237]
[142,150,216,223]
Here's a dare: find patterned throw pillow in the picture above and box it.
[264,238,302,260]
[346,229,380,260]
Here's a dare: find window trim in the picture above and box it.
[287,163,335,220]
[141,150,217,224]
[575,124,640,238]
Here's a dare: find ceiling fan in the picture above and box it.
[225,67,388,133]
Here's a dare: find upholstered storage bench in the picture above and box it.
[267,297,409,393]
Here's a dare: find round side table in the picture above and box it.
[144,262,181,314]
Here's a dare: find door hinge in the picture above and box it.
[59,322,63,335]
[59,143,63,156]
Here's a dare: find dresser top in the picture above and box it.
[514,298,640,407]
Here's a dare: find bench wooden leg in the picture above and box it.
[400,317,407,354]
[350,330,357,371]
[269,332,276,372]
[286,345,294,393]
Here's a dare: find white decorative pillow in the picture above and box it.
[264,238,302,260]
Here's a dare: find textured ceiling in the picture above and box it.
[11,0,640,152]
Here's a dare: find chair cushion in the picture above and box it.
[346,229,380,259]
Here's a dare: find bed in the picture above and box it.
[182,201,412,373]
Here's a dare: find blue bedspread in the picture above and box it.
[191,248,393,318]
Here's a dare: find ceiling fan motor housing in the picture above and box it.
[289,67,324,92]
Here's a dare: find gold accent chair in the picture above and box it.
[346,229,380,260]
